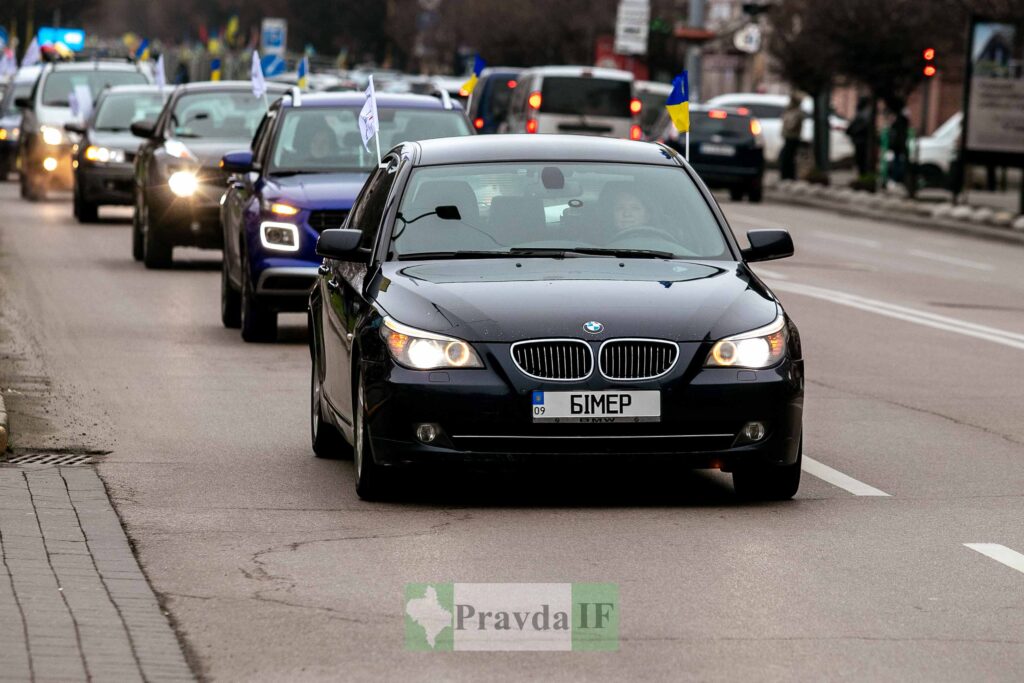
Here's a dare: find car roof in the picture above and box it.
[45,61,146,73]
[174,80,290,93]
[691,104,751,117]
[480,67,523,77]
[636,81,673,95]
[14,66,43,83]
[279,92,461,110]
[519,65,634,81]
[101,84,166,95]
[409,134,677,167]
[707,93,787,105]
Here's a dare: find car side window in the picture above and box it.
[348,157,399,250]
[251,111,277,168]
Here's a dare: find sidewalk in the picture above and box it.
[0,464,194,682]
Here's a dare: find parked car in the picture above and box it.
[309,134,803,501]
[67,84,169,222]
[465,67,522,134]
[634,80,673,139]
[131,80,289,267]
[17,61,151,200]
[659,105,766,202]
[503,66,641,140]
[0,67,42,179]
[220,92,473,342]
[910,111,961,185]
[703,92,853,165]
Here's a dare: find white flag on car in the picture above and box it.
[21,38,41,67]
[359,75,381,164]
[154,54,166,96]
[251,50,267,102]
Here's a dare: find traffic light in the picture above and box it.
[923,48,937,77]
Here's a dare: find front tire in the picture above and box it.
[732,443,802,501]
[311,360,348,458]
[221,257,241,328]
[728,186,744,202]
[240,251,277,342]
[74,184,98,223]
[131,194,145,261]
[353,381,389,500]
[21,169,46,201]
[142,199,173,269]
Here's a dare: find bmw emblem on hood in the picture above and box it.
[583,321,604,334]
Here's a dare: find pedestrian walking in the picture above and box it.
[779,94,805,181]
[846,96,873,177]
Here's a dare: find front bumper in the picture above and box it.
[255,263,320,312]
[360,344,803,471]
[77,164,134,205]
[150,179,224,249]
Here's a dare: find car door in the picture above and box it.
[223,110,275,289]
[321,155,401,424]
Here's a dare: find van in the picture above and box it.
[503,66,641,140]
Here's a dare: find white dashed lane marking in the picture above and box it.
[964,544,1024,576]
[802,455,891,497]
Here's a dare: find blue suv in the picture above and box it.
[219,91,473,342]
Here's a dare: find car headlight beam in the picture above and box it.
[40,125,65,146]
[84,145,125,164]
[380,317,483,370]
[259,221,300,252]
[168,170,199,197]
[705,313,788,369]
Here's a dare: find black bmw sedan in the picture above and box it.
[309,135,803,501]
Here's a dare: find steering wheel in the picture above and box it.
[609,225,679,245]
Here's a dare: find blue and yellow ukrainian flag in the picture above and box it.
[666,70,690,133]
[210,58,222,82]
[460,55,486,96]
[297,56,310,91]
[134,38,151,62]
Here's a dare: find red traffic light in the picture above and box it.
[923,47,935,61]
[923,65,937,77]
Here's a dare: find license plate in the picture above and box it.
[531,390,660,423]
[700,143,736,156]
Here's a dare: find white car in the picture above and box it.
[704,93,854,164]
[910,111,960,180]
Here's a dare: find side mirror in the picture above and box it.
[742,229,794,263]
[15,97,31,109]
[221,150,254,174]
[316,228,368,262]
[130,119,158,139]
[64,122,85,135]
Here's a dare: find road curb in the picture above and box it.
[0,390,8,454]
[765,188,1024,247]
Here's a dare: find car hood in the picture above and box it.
[371,258,779,343]
[90,130,142,150]
[264,172,370,209]
[177,139,254,167]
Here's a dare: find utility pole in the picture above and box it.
[686,0,705,101]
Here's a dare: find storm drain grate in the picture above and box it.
[5,452,97,466]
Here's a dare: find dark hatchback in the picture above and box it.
[465,67,521,134]
[131,81,289,267]
[67,85,168,222]
[309,135,803,501]
[219,92,472,342]
[660,105,766,202]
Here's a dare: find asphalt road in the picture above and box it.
[0,181,1022,681]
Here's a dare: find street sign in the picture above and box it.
[260,18,287,57]
[37,27,86,52]
[261,54,286,78]
[733,23,762,54]
[614,0,650,56]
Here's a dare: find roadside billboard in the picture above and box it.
[961,18,1024,165]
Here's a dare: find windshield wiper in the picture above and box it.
[509,247,675,259]
[269,169,337,177]
[397,250,536,261]
[95,126,128,132]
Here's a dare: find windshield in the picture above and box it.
[270,107,472,174]
[170,91,268,141]
[41,70,148,107]
[392,162,729,259]
[94,92,166,131]
[540,77,632,117]
[2,83,34,115]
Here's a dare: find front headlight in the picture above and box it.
[380,317,484,370]
[84,145,126,164]
[705,313,788,369]
[40,124,65,146]
[168,170,198,197]
[164,139,196,161]
[260,221,300,252]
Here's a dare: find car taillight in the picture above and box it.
[507,79,518,89]
[737,106,750,116]
[459,88,470,98]
[526,119,539,134]
[528,91,542,110]
[629,124,642,140]
[473,117,485,130]
[750,118,762,136]
[709,110,728,119]
[630,98,643,115]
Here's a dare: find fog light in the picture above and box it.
[42,157,58,172]
[168,171,198,197]
[415,423,440,444]
[739,421,767,444]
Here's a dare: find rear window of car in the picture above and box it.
[741,103,784,119]
[692,111,752,136]
[41,70,149,107]
[539,77,632,118]
[484,77,517,118]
